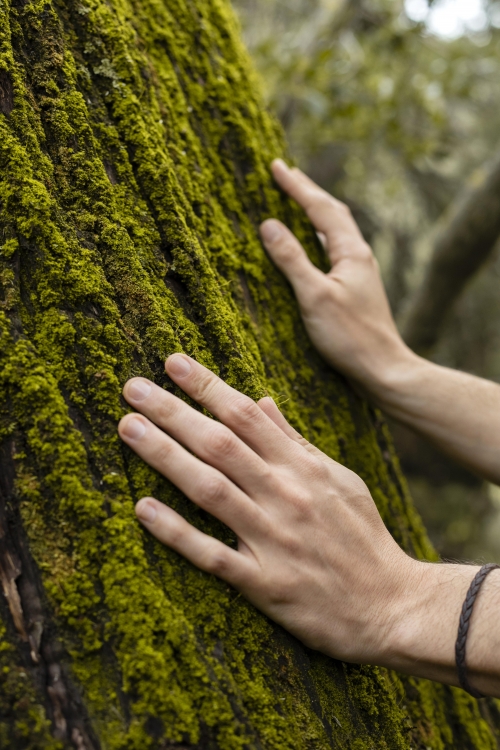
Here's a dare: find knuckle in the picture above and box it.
[200,473,228,508]
[258,462,274,486]
[206,425,237,458]
[310,455,330,479]
[276,235,299,259]
[168,523,187,548]
[293,500,314,524]
[281,485,314,522]
[225,396,260,428]
[154,439,175,465]
[194,370,218,403]
[156,394,179,421]
[282,533,302,556]
[205,551,230,577]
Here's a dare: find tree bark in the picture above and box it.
[0,0,499,747]
[403,151,500,354]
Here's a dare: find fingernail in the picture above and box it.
[127,379,152,401]
[122,417,146,440]
[167,354,192,377]
[261,220,283,243]
[136,500,157,524]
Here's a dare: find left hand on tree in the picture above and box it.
[118,355,500,697]
[118,354,417,667]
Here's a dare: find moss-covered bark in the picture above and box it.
[0,0,498,747]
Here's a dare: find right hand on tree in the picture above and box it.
[261,160,416,396]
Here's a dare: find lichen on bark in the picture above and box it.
[0,0,499,747]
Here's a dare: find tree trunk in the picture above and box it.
[0,0,499,748]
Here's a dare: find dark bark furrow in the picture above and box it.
[0,442,100,749]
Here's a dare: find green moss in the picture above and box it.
[0,0,499,747]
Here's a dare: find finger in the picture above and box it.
[257,397,327,461]
[257,397,302,442]
[260,219,326,309]
[164,354,299,465]
[271,159,369,265]
[272,159,349,232]
[136,498,255,588]
[123,378,270,496]
[119,413,264,537]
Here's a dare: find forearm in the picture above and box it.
[381,563,500,697]
[366,349,500,485]
[262,162,500,484]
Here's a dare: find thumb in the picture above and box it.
[260,219,325,307]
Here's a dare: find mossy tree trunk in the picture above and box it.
[0,0,499,747]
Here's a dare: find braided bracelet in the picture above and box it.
[455,563,500,698]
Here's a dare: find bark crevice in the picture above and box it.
[0,440,101,750]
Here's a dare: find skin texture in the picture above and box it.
[119,159,500,699]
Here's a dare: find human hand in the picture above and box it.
[118,354,419,666]
[262,160,418,396]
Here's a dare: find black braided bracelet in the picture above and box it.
[455,563,500,698]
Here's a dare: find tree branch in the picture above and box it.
[403,150,500,354]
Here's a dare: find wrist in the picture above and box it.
[381,561,479,683]
[359,343,434,416]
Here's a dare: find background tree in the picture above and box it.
[233,0,500,565]
[1,0,500,747]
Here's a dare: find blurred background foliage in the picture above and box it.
[232,0,500,563]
